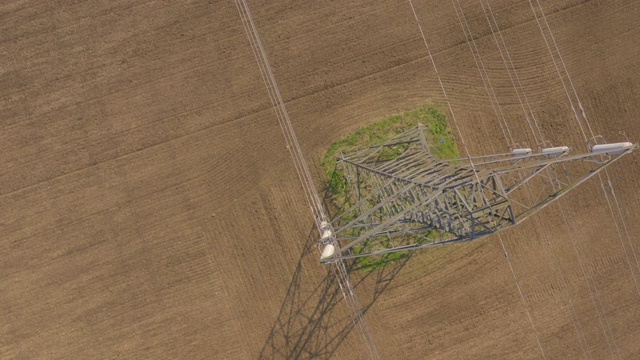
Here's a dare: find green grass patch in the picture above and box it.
[321,106,458,174]
[322,106,460,269]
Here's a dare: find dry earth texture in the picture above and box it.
[2,0,640,359]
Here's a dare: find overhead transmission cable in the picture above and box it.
[234,0,325,229]
[479,0,545,143]
[483,1,632,356]
[473,1,620,356]
[533,0,640,283]
[408,1,547,358]
[477,1,615,356]
[480,0,613,356]
[453,1,594,357]
[233,1,379,359]
[450,0,516,147]
[450,1,587,357]
[528,0,640,296]
[482,1,621,356]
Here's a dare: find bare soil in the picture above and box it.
[2,0,640,358]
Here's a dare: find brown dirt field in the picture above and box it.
[2,0,640,358]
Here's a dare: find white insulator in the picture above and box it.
[512,148,532,157]
[320,221,329,229]
[591,142,633,155]
[321,230,333,239]
[541,146,569,157]
[320,244,336,260]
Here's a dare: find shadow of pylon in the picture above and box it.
[258,223,413,359]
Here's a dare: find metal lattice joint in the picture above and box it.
[320,126,637,263]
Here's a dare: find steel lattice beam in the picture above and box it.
[320,126,637,263]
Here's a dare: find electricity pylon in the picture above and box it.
[319,125,636,263]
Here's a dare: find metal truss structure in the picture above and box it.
[319,125,637,263]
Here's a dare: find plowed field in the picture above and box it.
[2,1,640,358]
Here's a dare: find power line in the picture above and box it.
[480,0,545,144]
[534,0,640,283]
[482,1,628,356]
[451,0,515,147]
[234,0,325,229]
[408,1,548,357]
[456,1,597,356]
[452,1,592,356]
[233,2,379,358]
[498,234,548,360]
[528,0,640,298]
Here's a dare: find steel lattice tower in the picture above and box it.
[319,125,637,263]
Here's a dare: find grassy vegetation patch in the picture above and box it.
[321,107,458,175]
[322,106,460,269]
